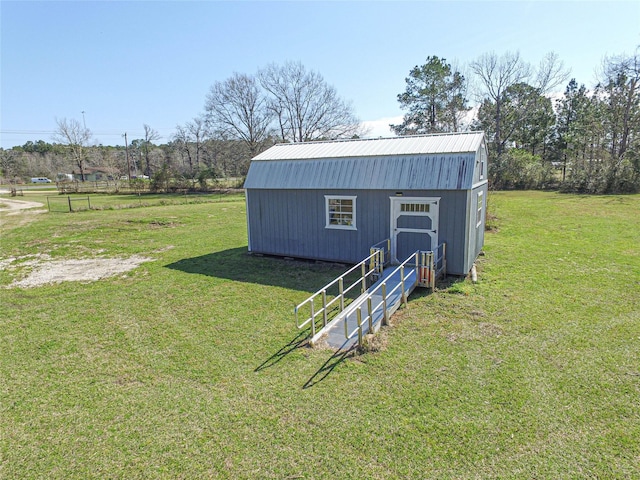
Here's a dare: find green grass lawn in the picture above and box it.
[16,190,245,213]
[1,191,639,479]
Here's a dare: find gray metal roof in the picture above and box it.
[252,132,485,161]
[245,132,486,191]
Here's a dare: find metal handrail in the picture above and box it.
[435,243,447,276]
[344,251,420,343]
[369,239,391,280]
[370,239,389,251]
[294,249,383,337]
[370,239,391,264]
[296,241,446,346]
[344,242,447,346]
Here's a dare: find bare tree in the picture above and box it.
[185,116,208,171]
[471,51,569,156]
[0,150,21,181]
[173,125,196,178]
[259,61,365,142]
[598,47,640,161]
[172,116,210,180]
[52,117,92,181]
[142,124,161,177]
[204,73,273,157]
[536,52,571,93]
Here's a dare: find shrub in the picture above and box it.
[489,149,554,190]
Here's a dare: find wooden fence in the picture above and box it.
[47,196,92,213]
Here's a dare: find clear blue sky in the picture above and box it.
[1,1,638,148]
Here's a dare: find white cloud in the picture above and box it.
[360,116,403,138]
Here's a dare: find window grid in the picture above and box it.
[400,203,430,213]
[325,196,356,230]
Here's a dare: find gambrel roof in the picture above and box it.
[245,132,486,191]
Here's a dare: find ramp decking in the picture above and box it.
[313,265,419,350]
[295,242,445,352]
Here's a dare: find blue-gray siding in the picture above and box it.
[244,133,489,276]
[247,188,474,275]
[462,181,488,274]
[471,143,488,186]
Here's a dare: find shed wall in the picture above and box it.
[246,188,472,275]
[462,182,488,273]
[471,141,488,185]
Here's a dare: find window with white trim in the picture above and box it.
[325,195,356,230]
[476,191,484,228]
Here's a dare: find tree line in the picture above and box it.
[393,49,639,194]
[1,51,638,194]
[0,61,365,190]
[0,133,251,189]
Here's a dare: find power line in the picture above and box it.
[1,130,141,137]
[1,127,176,136]
[0,130,175,140]
[1,130,58,135]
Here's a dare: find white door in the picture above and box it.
[390,197,440,264]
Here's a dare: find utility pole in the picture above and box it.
[124,132,131,180]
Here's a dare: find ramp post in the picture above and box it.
[361,263,366,293]
[344,310,349,339]
[382,283,388,325]
[310,301,315,337]
[357,307,363,346]
[430,252,435,289]
[322,289,328,327]
[400,265,407,307]
[442,243,447,277]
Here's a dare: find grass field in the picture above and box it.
[9,189,244,213]
[1,190,639,478]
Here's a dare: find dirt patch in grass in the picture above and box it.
[0,197,48,229]
[2,254,151,288]
[359,330,389,353]
[0,197,46,213]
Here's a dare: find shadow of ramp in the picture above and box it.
[254,330,310,372]
[167,248,360,386]
[165,247,347,294]
[303,347,355,389]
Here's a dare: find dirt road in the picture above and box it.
[0,197,46,214]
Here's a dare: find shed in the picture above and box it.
[244,132,488,276]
